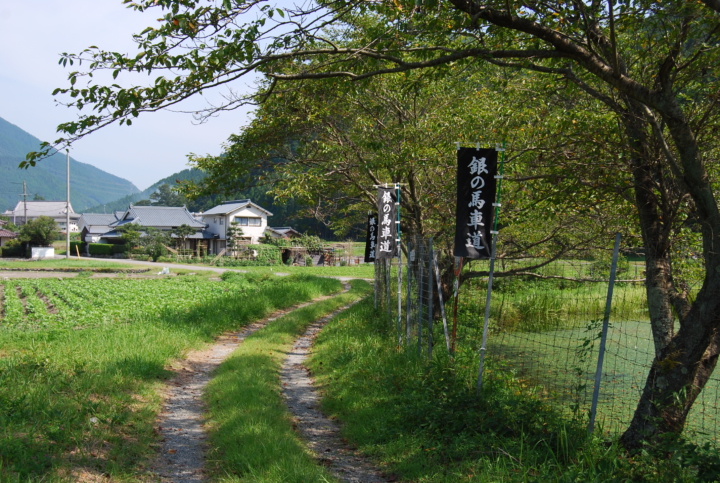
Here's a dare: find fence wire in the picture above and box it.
[375,245,720,443]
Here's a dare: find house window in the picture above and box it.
[234,217,261,226]
[220,218,224,225]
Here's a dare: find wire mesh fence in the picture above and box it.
[374,241,720,443]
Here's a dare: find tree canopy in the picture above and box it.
[34,0,720,448]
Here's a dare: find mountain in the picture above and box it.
[0,116,140,212]
[84,168,207,213]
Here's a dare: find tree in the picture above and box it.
[225,222,244,255]
[172,223,196,249]
[150,184,186,206]
[31,0,720,447]
[141,227,171,261]
[17,216,59,247]
[116,222,143,249]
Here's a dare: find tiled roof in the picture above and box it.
[202,199,273,216]
[113,205,206,229]
[0,229,17,238]
[80,213,118,226]
[2,201,80,219]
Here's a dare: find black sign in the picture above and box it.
[364,213,378,263]
[453,147,498,259]
[376,187,398,259]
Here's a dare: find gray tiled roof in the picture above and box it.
[202,199,273,216]
[112,206,206,229]
[80,213,118,226]
[2,201,80,220]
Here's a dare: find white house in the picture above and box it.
[201,200,273,252]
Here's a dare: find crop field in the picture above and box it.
[0,277,256,330]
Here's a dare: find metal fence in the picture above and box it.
[374,241,720,443]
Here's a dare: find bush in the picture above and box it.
[88,243,114,256]
[17,216,59,247]
[112,244,128,254]
[250,244,281,264]
[155,256,174,263]
[1,245,24,257]
[69,241,85,255]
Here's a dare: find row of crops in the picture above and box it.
[0,277,254,330]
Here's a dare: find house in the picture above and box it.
[100,205,216,252]
[1,201,80,233]
[78,212,123,244]
[200,200,272,253]
[0,228,17,247]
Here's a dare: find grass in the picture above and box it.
[0,273,341,481]
[204,279,371,483]
[0,259,144,269]
[307,298,720,482]
[238,264,374,278]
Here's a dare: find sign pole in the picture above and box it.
[476,142,506,395]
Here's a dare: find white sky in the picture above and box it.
[0,0,260,191]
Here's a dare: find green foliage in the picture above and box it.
[116,222,142,248]
[88,243,114,256]
[225,221,244,252]
[69,241,85,255]
[1,245,23,257]
[17,216,59,246]
[171,223,196,248]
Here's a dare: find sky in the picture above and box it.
[0,1,260,191]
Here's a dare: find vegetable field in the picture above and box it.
[0,277,258,330]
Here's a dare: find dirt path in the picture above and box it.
[281,297,389,483]
[150,293,338,483]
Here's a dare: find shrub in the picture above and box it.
[17,216,59,246]
[69,241,85,255]
[88,243,114,256]
[1,245,24,257]
[112,244,128,254]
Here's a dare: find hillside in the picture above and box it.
[84,168,207,213]
[0,116,140,212]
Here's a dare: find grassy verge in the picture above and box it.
[307,299,719,482]
[204,279,371,483]
[0,274,341,482]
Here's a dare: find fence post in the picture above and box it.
[588,232,622,434]
[433,250,451,352]
[428,239,434,357]
[406,238,414,344]
[418,240,424,355]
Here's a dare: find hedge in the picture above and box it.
[112,244,128,254]
[69,241,86,255]
[1,245,24,257]
[88,243,114,256]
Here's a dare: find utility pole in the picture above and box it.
[66,150,70,259]
[22,181,27,225]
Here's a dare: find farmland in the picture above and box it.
[0,273,342,480]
